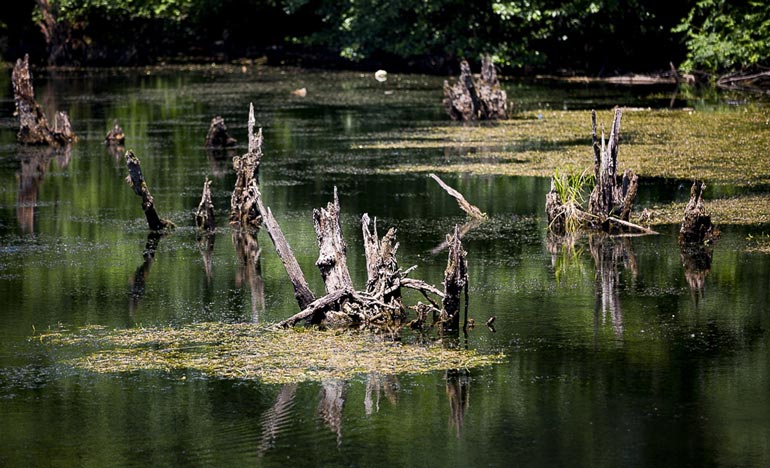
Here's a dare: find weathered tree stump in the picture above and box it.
[229,104,262,229]
[314,187,354,294]
[11,54,76,146]
[443,56,508,121]
[362,214,404,317]
[587,109,639,227]
[205,116,237,148]
[679,180,719,245]
[195,177,216,231]
[105,119,126,145]
[441,225,468,331]
[125,150,174,231]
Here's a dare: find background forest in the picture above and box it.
[1,1,768,76]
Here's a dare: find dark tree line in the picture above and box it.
[0,1,766,75]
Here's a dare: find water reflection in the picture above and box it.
[364,373,399,416]
[446,369,470,439]
[232,229,265,322]
[680,244,713,305]
[257,383,298,456]
[589,234,638,342]
[130,232,163,316]
[206,148,236,179]
[197,232,216,285]
[318,379,346,446]
[16,147,70,234]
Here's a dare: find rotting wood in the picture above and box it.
[314,187,354,294]
[441,225,468,331]
[205,116,237,148]
[105,119,125,145]
[195,177,216,231]
[588,108,639,226]
[429,173,485,219]
[443,56,508,121]
[679,180,719,245]
[362,214,405,319]
[125,150,174,231]
[229,103,262,229]
[12,54,76,146]
[254,186,317,310]
[277,289,353,328]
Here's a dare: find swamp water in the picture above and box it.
[0,66,769,467]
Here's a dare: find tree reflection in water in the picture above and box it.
[16,146,70,234]
[318,379,346,446]
[257,383,298,456]
[589,234,638,343]
[446,369,470,439]
[232,229,265,323]
[680,244,713,306]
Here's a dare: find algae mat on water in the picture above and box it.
[374,109,770,186]
[37,323,503,384]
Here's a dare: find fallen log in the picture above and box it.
[429,173,485,219]
[443,56,508,121]
[229,103,262,228]
[254,187,317,310]
[195,177,216,231]
[205,116,237,148]
[125,150,174,231]
[12,54,76,146]
[277,289,353,328]
[314,187,354,294]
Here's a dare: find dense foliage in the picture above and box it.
[0,0,766,74]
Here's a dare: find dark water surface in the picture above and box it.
[0,66,768,467]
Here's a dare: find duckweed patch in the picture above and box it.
[372,109,770,186]
[646,193,770,227]
[37,323,504,384]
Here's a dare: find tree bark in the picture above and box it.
[230,103,262,228]
[205,116,237,148]
[12,54,54,146]
[361,214,403,314]
[254,187,317,310]
[441,225,468,331]
[443,57,507,121]
[125,150,173,231]
[277,289,353,328]
[314,187,354,294]
[679,180,719,245]
[195,177,216,231]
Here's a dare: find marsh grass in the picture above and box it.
[550,167,594,233]
[36,323,504,384]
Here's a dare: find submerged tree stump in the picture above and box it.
[195,177,216,231]
[587,108,639,228]
[12,54,77,146]
[205,116,237,148]
[441,226,468,331]
[105,119,125,146]
[679,180,719,244]
[230,104,262,228]
[443,56,507,121]
[125,150,174,231]
[314,188,354,294]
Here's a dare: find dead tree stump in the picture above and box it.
[679,180,719,244]
[12,55,77,146]
[229,104,262,228]
[125,150,174,231]
[105,119,125,145]
[588,109,639,227]
[205,116,237,148]
[443,56,507,121]
[362,214,404,315]
[441,225,468,331]
[314,187,354,294]
[195,177,216,231]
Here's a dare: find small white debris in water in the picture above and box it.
[374,70,387,82]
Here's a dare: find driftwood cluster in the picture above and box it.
[443,56,508,121]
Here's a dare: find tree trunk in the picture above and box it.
[588,108,638,226]
[125,150,173,231]
[230,103,262,228]
[679,180,719,244]
[314,187,354,294]
[205,116,237,148]
[443,57,508,121]
[12,55,54,146]
[441,225,468,331]
[195,177,216,231]
[105,119,125,145]
[362,214,403,313]
[254,186,317,310]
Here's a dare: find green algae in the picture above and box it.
[37,323,504,384]
[372,108,770,186]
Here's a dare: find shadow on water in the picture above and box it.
[130,231,164,317]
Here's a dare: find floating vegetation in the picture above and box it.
[36,323,504,384]
[373,108,770,186]
[647,193,770,227]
